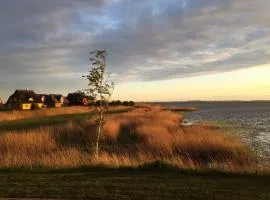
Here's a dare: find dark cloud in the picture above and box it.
[0,0,269,99]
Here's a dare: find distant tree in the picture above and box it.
[67,90,86,106]
[115,100,122,106]
[83,50,114,159]
[123,101,130,106]
[109,100,116,106]
[129,101,135,106]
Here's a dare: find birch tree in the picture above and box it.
[83,50,114,159]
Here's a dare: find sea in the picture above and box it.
[157,101,270,163]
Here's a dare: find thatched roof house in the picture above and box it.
[0,97,3,110]
[6,89,38,110]
[44,94,65,108]
[5,89,65,110]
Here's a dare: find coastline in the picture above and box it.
[0,104,269,199]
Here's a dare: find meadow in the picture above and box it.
[0,105,256,171]
[0,106,128,122]
[0,105,269,199]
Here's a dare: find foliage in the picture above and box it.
[109,100,135,107]
[83,50,114,159]
[129,101,136,106]
[67,90,92,106]
[122,101,130,106]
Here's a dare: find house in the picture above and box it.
[44,94,65,108]
[6,89,68,110]
[67,92,90,106]
[6,89,42,110]
[34,94,46,109]
[0,97,3,110]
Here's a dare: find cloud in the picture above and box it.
[0,0,269,99]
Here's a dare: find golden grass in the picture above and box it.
[0,106,91,122]
[0,106,257,172]
[0,106,129,122]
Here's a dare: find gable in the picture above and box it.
[7,89,37,104]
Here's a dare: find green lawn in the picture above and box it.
[0,108,132,131]
[0,168,269,200]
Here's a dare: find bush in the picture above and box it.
[109,100,122,106]
[109,101,116,106]
[122,101,129,106]
[115,100,122,106]
[95,100,107,106]
[108,100,135,107]
[122,101,135,106]
[129,101,135,106]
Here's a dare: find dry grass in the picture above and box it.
[0,106,129,122]
[0,106,257,172]
[0,106,91,122]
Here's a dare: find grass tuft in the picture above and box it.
[0,106,258,173]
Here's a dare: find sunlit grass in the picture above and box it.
[0,106,92,122]
[0,106,258,172]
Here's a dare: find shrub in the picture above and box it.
[115,100,122,106]
[109,100,122,106]
[95,100,107,106]
[129,101,135,106]
[123,101,130,106]
[108,100,135,107]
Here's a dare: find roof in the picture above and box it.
[35,94,46,103]
[46,94,64,103]
[6,90,65,105]
[0,97,3,104]
[8,89,37,103]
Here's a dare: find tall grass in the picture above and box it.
[0,106,256,172]
[0,106,128,122]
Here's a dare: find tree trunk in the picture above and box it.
[95,111,103,160]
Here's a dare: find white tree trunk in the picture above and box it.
[95,110,103,160]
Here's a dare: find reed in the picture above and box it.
[0,106,256,172]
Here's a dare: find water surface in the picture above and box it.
[158,102,270,163]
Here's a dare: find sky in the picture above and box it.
[0,0,269,102]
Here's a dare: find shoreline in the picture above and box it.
[0,104,269,199]
[0,104,268,172]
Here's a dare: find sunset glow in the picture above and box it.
[0,0,269,101]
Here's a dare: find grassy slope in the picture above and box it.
[0,108,132,131]
[0,107,269,199]
[0,168,269,200]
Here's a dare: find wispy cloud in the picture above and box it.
[0,0,269,98]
